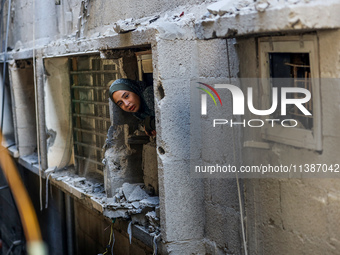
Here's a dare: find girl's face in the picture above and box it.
[112,90,141,113]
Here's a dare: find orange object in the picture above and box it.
[0,131,47,254]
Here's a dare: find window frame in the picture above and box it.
[258,35,322,150]
[70,56,121,176]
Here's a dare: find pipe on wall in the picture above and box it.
[36,54,48,170]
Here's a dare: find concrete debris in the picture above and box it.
[148,15,160,24]
[127,186,150,202]
[146,211,160,234]
[72,177,86,187]
[113,15,160,34]
[140,197,159,207]
[122,183,136,200]
[106,183,159,234]
[207,0,253,16]
[131,202,140,209]
[50,171,159,236]
[255,0,270,12]
[92,183,104,193]
[201,12,213,20]
[205,0,308,17]
[113,19,137,34]
[131,213,148,226]
[104,209,128,219]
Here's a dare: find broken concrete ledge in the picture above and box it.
[49,175,160,250]
[18,153,41,176]
[0,28,157,62]
[11,155,159,250]
[195,0,340,39]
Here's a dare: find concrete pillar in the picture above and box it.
[154,38,205,253]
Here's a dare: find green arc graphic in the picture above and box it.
[197,87,217,106]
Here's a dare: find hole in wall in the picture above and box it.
[157,81,165,100]
[158,147,165,155]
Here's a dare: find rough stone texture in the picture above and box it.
[196,0,340,39]
[158,159,204,243]
[104,125,144,197]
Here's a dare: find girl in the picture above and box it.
[109,78,156,136]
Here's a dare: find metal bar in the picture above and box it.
[71,57,83,169]
[72,99,108,105]
[71,85,108,90]
[73,127,107,137]
[74,155,104,166]
[0,185,8,190]
[70,70,119,75]
[74,141,102,151]
[72,113,110,122]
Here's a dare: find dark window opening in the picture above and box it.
[269,53,313,130]
[0,63,15,146]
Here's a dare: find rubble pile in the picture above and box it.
[104,183,160,235]
[51,170,160,236]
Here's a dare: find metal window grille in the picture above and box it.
[269,53,313,130]
[70,56,120,175]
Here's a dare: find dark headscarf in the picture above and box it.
[109,78,154,121]
[109,78,147,100]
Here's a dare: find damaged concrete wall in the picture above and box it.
[8,0,217,51]
[236,29,340,254]
[44,57,74,169]
[8,60,37,156]
[152,33,243,253]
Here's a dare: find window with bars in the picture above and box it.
[70,56,120,176]
[269,53,313,130]
[259,36,322,150]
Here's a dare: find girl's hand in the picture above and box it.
[144,127,156,136]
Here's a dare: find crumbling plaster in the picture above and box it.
[196,0,340,39]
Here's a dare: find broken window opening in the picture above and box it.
[104,48,159,197]
[269,53,313,130]
[70,56,120,179]
[0,63,15,147]
[8,59,37,156]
